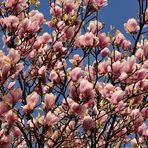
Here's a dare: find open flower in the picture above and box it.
[124,18,139,33]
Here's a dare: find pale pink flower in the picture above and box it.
[12,127,21,138]
[112,61,123,76]
[69,84,80,102]
[110,90,124,104]
[98,33,110,49]
[84,33,94,47]
[3,15,19,30]
[114,30,125,45]
[82,116,94,131]
[38,66,46,75]
[0,135,12,147]
[62,97,74,111]
[125,56,136,73]
[3,88,22,105]
[5,110,17,125]
[103,83,114,98]
[57,21,65,30]
[101,48,110,57]
[63,0,77,14]
[113,50,122,61]
[0,102,10,116]
[23,92,39,112]
[53,42,66,53]
[141,107,148,119]
[70,67,82,81]
[65,27,74,40]
[41,32,51,44]
[133,68,148,80]
[1,63,10,81]
[79,79,95,100]
[138,123,147,135]
[124,18,139,33]
[69,54,83,67]
[136,48,144,60]
[88,20,103,33]
[71,102,87,117]
[44,93,56,110]
[131,138,137,147]
[44,112,59,126]
[98,61,109,74]
[50,4,62,16]
[121,40,131,51]
[49,70,59,83]
[131,109,141,120]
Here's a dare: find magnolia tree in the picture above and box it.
[0,0,148,147]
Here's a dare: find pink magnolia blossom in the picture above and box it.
[79,79,95,100]
[8,48,20,64]
[110,90,124,104]
[23,92,39,112]
[124,18,140,33]
[41,32,51,44]
[82,116,95,131]
[114,30,125,45]
[98,33,110,49]
[5,110,17,125]
[121,40,131,51]
[71,102,87,117]
[88,20,103,33]
[70,67,82,81]
[101,48,110,57]
[49,70,59,83]
[12,127,21,138]
[3,88,22,105]
[141,107,148,119]
[38,66,46,75]
[136,48,144,60]
[133,68,148,80]
[69,54,83,67]
[0,102,10,117]
[44,112,59,127]
[44,93,56,110]
[103,83,114,98]
[0,135,13,148]
[69,82,80,102]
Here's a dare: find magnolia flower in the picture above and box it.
[70,67,82,81]
[44,93,56,110]
[23,92,39,112]
[101,48,110,57]
[0,102,10,116]
[124,18,139,33]
[110,90,124,104]
[79,79,95,100]
[44,112,59,126]
[70,102,87,117]
[5,110,17,125]
[98,33,110,49]
[82,116,94,131]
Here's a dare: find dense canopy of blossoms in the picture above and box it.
[0,0,148,147]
